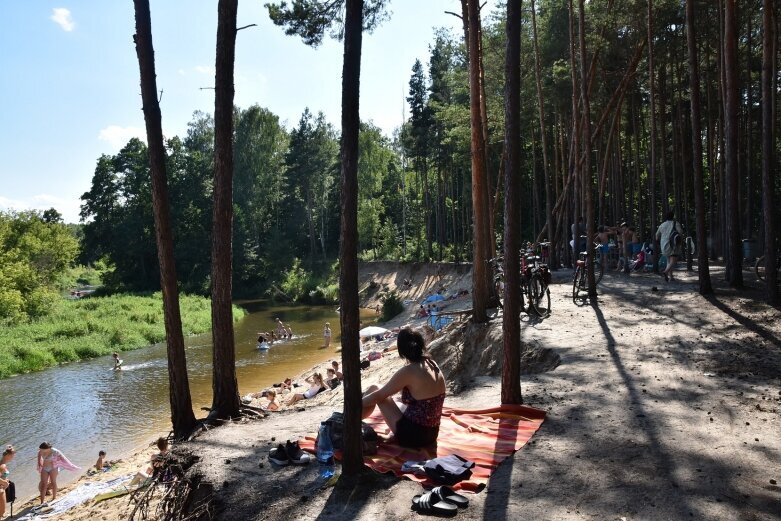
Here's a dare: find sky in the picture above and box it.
[0,1,497,224]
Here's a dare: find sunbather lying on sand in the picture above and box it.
[287,373,326,405]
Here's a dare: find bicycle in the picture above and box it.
[490,252,551,317]
[572,245,603,300]
[755,249,781,284]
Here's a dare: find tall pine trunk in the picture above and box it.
[466,0,490,323]
[531,0,557,269]
[685,0,713,295]
[502,0,523,405]
[724,0,743,287]
[210,0,241,420]
[578,0,596,296]
[762,0,779,302]
[568,0,581,253]
[339,0,366,476]
[648,0,659,270]
[132,0,197,439]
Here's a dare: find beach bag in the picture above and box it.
[5,480,15,503]
[669,221,682,249]
[317,411,378,455]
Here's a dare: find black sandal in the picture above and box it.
[412,490,458,516]
[431,485,469,508]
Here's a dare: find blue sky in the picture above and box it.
[0,1,496,224]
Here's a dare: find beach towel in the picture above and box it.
[16,474,133,520]
[299,404,545,492]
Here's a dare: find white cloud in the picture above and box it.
[194,65,214,75]
[98,125,146,150]
[0,194,81,224]
[51,8,75,32]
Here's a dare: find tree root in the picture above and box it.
[128,450,212,521]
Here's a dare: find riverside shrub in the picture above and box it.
[380,290,404,322]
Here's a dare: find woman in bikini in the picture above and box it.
[37,443,79,504]
[286,373,326,405]
[362,328,446,448]
[1,445,15,519]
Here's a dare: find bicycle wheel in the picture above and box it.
[755,256,766,281]
[594,259,604,285]
[572,267,583,300]
[529,275,551,317]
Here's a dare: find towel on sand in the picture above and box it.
[299,404,545,492]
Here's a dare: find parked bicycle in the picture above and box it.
[572,244,604,300]
[755,249,781,284]
[490,250,552,317]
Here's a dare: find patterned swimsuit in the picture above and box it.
[395,358,445,448]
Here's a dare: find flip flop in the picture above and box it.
[432,485,469,508]
[412,490,458,516]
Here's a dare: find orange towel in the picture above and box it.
[299,404,545,492]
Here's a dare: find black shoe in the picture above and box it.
[269,444,290,465]
[663,272,669,282]
[285,440,310,464]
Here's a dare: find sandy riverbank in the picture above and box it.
[12,262,781,520]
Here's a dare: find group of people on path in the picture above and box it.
[571,211,684,280]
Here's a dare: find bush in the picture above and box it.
[379,290,405,322]
[279,258,311,301]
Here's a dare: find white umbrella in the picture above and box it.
[359,326,390,337]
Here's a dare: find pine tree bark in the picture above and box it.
[724,0,743,287]
[502,0,523,406]
[132,0,197,439]
[762,0,779,302]
[568,0,581,254]
[466,0,490,323]
[578,0,596,297]
[339,0,366,476]
[531,0,557,269]
[685,0,713,295]
[648,0,659,271]
[210,0,241,420]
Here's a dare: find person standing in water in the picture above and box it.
[323,322,332,348]
[112,352,123,370]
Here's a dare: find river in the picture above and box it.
[0,302,377,502]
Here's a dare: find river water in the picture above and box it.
[0,302,376,501]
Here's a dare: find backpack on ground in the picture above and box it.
[669,221,682,248]
[316,411,379,455]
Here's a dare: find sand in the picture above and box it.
[14,262,781,520]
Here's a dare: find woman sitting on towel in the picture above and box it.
[362,328,445,448]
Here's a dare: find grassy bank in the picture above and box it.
[0,293,245,378]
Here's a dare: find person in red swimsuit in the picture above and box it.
[361,328,446,448]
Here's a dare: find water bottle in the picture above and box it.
[317,422,335,479]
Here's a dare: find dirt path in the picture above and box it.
[35,264,781,520]
[176,266,780,521]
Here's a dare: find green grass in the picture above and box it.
[0,293,245,379]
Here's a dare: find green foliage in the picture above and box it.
[279,258,310,301]
[379,289,404,322]
[0,293,245,379]
[265,0,389,47]
[0,210,79,323]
